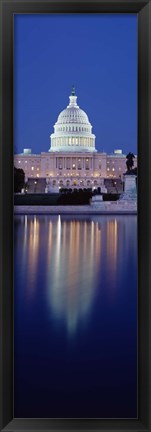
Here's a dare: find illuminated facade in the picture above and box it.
[14,87,137,192]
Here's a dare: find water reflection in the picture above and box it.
[106,220,118,288]
[27,216,40,294]
[46,217,101,332]
[14,214,137,418]
[14,215,137,333]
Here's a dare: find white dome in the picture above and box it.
[57,107,89,125]
[49,86,96,153]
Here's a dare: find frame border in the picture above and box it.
[0,1,151,431]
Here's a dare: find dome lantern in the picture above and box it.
[68,85,79,108]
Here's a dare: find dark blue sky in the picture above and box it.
[14,14,137,155]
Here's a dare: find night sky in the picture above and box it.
[14,14,137,155]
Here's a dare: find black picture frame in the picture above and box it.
[0,0,151,431]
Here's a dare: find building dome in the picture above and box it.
[57,107,89,125]
[49,86,96,153]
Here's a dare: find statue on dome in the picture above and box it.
[71,84,75,96]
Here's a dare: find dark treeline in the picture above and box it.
[14,167,25,193]
[14,188,121,206]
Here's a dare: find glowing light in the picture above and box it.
[114,149,122,154]
[47,219,101,334]
[27,216,39,295]
[106,219,118,286]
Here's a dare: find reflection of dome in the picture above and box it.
[49,86,96,153]
[47,217,101,333]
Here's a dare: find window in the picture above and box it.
[66,158,70,170]
[85,158,89,170]
[31,166,34,171]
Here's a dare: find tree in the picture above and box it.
[14,167,25,193]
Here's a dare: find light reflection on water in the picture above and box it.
[46,216,101,332]
[14,215,137,333]
[14,214,137,418]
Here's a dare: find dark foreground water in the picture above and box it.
[14,215,137,418]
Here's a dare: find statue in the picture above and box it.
[119,151,137,202]
[71,84,75,96]
[126,152,135,174]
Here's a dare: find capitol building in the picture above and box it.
[14,86,137,193]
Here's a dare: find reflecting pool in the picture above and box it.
[14,215,137,418]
